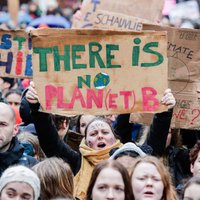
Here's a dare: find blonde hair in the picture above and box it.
[131,156,178,200]
[32,157,74,200]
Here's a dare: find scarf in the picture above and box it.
[74,138,122,200]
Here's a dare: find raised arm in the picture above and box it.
[25,82,81,174]
[146,88,176,156]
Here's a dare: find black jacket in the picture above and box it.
[0,137,38,175]
[114,110,173,156]
[31,109,81,175]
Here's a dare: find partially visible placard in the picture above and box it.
[91,10,143,31]
[7,0,19,28]
[131,24,200,129]
[31,29,168,116]
[129,112,154,125]
[72,0,164,28]
[0,30,32,78]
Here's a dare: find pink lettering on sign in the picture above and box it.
[70,87,86,108]
[57,87,73,109]
[45,85,57,110]
[108,93,118,109]
[15,51,23,75]
[120,91,133,109]
[87,89,103,108]
[45,84,160,112]
[142,87,159,111]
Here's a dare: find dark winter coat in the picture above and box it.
[114,110,174,156]
[0,137,38,176]
[30,105,81,175]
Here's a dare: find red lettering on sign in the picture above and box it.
[190,109,200,125]
[15,51,23,75]
[173,109,187,121]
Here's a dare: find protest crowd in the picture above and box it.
[1,0,200,200]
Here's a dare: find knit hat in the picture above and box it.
[109,142,146,160]
[19,123,37,135]
[0,165,40,200]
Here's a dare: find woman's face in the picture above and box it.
[92,167,125,200]
[86,120,116,150]
[79,115,95,136]
[131,162,164,200]
[184,183,200,200]
[0,182,34,200]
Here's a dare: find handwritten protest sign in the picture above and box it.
[131,24,200,129]
[31,29,168,116]
[0,29,32,78]
[91,10,143,31]
[72,0,164,28]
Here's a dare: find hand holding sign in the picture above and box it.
[26,81,40,104]
[161,88,176,110]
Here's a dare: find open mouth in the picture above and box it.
[144,191,154,196]
[97,143,106,148]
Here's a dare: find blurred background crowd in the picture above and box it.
[0,0,200,30]
[0,0,82,30]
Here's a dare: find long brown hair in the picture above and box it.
[32,157,74,200]
[130,156,178,200]
[86,160,134,200]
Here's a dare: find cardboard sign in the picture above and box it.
[130,112,154,125]
[7,0,19,28]
[31,29,168,116]
[0,30,32,78]
[91,10,143,31]
[131,24,200,129]
[72,0,164,28]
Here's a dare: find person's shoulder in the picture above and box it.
[18,154,39,167]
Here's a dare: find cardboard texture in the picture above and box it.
[90,10,144,31]
[131,24,200,129]
[0,29,32,78]
[130,112,154,125]
[7,0,19,28]
[72,0,164,28]
[31,28,168,116]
